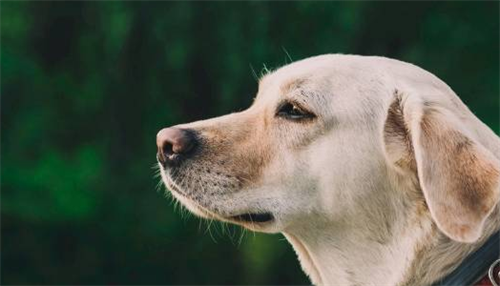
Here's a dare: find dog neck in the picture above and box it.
[283,182,500,286]
[283,214,423,285]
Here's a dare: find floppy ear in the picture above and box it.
[384,91,500,243]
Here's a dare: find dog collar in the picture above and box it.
[431,232,499,286]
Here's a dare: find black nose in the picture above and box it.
[156,128,197,166]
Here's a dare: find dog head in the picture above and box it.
[157,54,500,241]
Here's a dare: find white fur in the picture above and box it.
[158,54,500,285]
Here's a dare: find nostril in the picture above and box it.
[156,127,198,165]
[157,141,175,165]
[162,142,174,157]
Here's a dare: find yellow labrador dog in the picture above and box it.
[156,55,500,285]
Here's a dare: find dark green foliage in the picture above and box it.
[1,1,498,284]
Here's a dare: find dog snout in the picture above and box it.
[156,127,197,166]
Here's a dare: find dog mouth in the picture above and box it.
[161,168,275,225]
[229,212,274,223]
[169,185,275,225]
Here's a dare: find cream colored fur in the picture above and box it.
[158,54,500,286]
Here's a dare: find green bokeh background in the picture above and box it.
[1,1,498,285]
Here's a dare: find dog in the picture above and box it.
[156,54,500,285]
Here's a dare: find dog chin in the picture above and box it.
[169,187,278,231]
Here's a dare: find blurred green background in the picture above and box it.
[1,1,498,285]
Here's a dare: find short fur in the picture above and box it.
[157,54,500,286]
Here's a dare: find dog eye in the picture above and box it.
[276,102,315,120]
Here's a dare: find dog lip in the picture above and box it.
[162,170,274,224]
[230,212,274,223]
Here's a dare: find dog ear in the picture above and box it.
[383,91,500,243]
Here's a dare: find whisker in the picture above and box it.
[281,46,293,63]
[249,63,259,82]
[238,227,247,246]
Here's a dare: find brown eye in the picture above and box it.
[276,102,314,120]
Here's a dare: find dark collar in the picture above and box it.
[432,232,499,286]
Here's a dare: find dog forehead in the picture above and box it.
[254,54,457,115]
[254,55,384,109]
[259,55,341,90]
[255,56,343,104]
[258,55,394,94]
[261,54,445,87]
